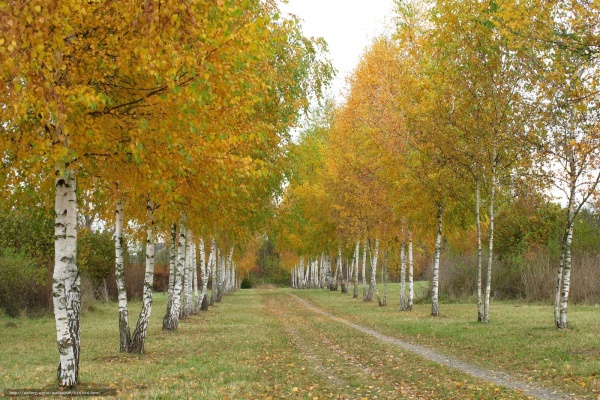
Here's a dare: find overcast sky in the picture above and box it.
[278,0,396,100]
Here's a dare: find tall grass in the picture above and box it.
[426,249,600,303]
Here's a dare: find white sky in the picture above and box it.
[278,0,396,100]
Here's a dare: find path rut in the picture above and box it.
[289,293,580,400]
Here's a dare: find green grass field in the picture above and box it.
[0,285,598,399]
[296,282,600,398]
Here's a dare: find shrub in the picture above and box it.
[0,249,46,317]
[241,277,252,289]
[78,228,115,287]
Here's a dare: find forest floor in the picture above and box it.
[0,286,598,399]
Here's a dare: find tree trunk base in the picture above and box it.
[200,295,209,311]
[128,336,144,354]
[119,313,131,352]
[162,315,178,331]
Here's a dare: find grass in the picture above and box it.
[1,291,317,399]
[0,285,597,399]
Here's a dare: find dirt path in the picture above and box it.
[289,293,579,400]
[265,293,423,399]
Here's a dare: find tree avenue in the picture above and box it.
[1,0,599,392]
[1,0,331,387]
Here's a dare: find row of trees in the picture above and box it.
[274,0,600,328]
[1,0,331,387]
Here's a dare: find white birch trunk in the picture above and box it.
[348,256,352,283]
[233,263,237,290]
[229,259,234,292]
[407,229,414,311]
[129,203,156,353]
[319,255,324,288]
[368,238,380,302]
[162,224,177,329]
[337,247,343,292]
[114,198,130,352]
[223,255,229,293]
[335,246,344,292]
[299,256,305,289]
[483,158,496,323]
[362,238,367,301]
[304,258,310,289]
[431,203,444,317]
[210,239,217,305]
[559,235,573,329]
[192,237,199,314]
[227,246,234,293]
[353,240,359,298]
[198,238,208,311]
[555,186,576,329]
[216,251,225,302]
[53,170,80,387]
[400,239,406,311]
[309,258,313,289]
[379,246,388,306]
[232,262,236,291]
[334,246,342,291]
[164,223,185,330]
[476,180,483,322]
[324,253,331,289]
[182,229,193,317]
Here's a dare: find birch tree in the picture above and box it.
[163,224,178,328]
[498,0,600,328]
[129,202,156,353]
[198,237,208,312]
[114,196,130,352]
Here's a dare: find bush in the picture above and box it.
[0,249,46,317]
[78,228,115,287]
[240,277,252,289]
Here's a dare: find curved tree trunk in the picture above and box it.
[129,203,156,353]
[53,170,80,387]
[114,197,130,352]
